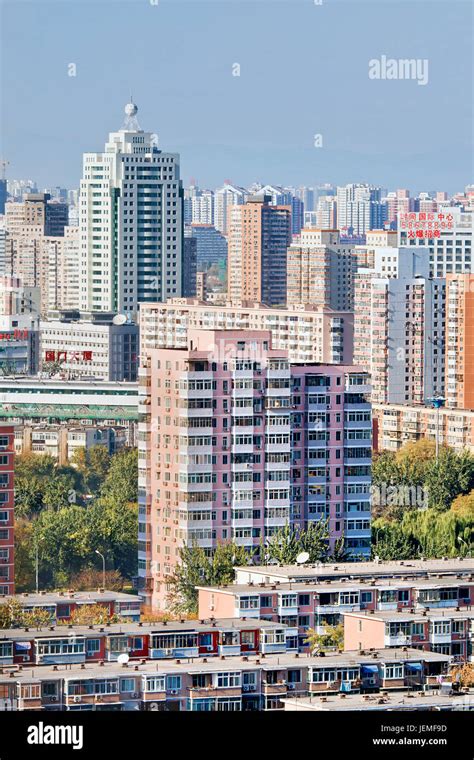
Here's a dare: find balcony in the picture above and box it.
[217,644,241,656]
[385,634,411,647]
[149,647,199,659]
[429,631,452,645]
[277,604,298,617]
[260,642,286,655]
[188,687,242,699]
[262,681,287,695]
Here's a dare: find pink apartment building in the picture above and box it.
[138,328,371,611]
[198,571,474,651]
[344,609,474,663]
[0,425,15,595]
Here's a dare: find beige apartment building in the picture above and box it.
[287,228,356,310]
[228,196,291,306]
[139,298,354,365]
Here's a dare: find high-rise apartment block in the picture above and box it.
[228,196,291,307]
[398,206,473,277]
[46,226,80,312]
[186,224,228,270]
[138,328,371,609]
[214,183,247,235]
[5,193,68,238]
[287,229,357,310]
[79,102,183,316]
[182,238,197,297]
[4,195,69,314]
[336,184,387,236]
[445,274,474,409]
[0,425,14,596]
[354,247,445,404]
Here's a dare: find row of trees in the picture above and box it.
[0,598,120,630]
[373,440,474,515]
[14,448,138,591]
[372,440,474,560]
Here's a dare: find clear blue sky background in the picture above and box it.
[1,0,472,193]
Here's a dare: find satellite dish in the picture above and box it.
[113,314,127,326]
[296,552,310,565]
[117,653,130,665]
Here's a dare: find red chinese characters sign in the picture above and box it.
[399,212,454,239]
[0,329,29,341]
[44,350,93,362]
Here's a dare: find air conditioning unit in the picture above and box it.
[50,696,58,702]
[205,645,214,652]
[242,685,250,692]
[170,689,179,695]
[131,692,139,699]
[288,683,296,691]
[73,696,81,703]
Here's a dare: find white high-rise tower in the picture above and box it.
[79,101,183,316]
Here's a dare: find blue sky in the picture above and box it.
[1,0,473,193]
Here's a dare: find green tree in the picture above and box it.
[100,448,138,504]
[14,518,36,591]
[304,624,344,653]
[33,506,92,586]
[0,598,24,628]
[394,439,436,485]
[42,473,77,511]
[166,542,252,616]
[86,496,138,580]
[425,448,474,510]
[14,476,45,517]
[15,453,56,480]
[71,445,111,493]
[371,518,419,560]
[60,604,119,626]
[372,450,399,486]
[263,522,330,565]
[451,490,474,520]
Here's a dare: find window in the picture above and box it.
[145,676,165,693]
[166,676,182,691]
[384,664,403,680]
[287,670,301,684]
[217,672,241,688]
[120,678,136,693]
[86,639,100,654]
[239,596,259,610]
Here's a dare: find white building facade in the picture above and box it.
[79,102,183,316]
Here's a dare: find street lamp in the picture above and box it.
[95,550,106,589]
[427,396,445,461]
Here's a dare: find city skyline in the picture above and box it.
[1,0,473,193]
